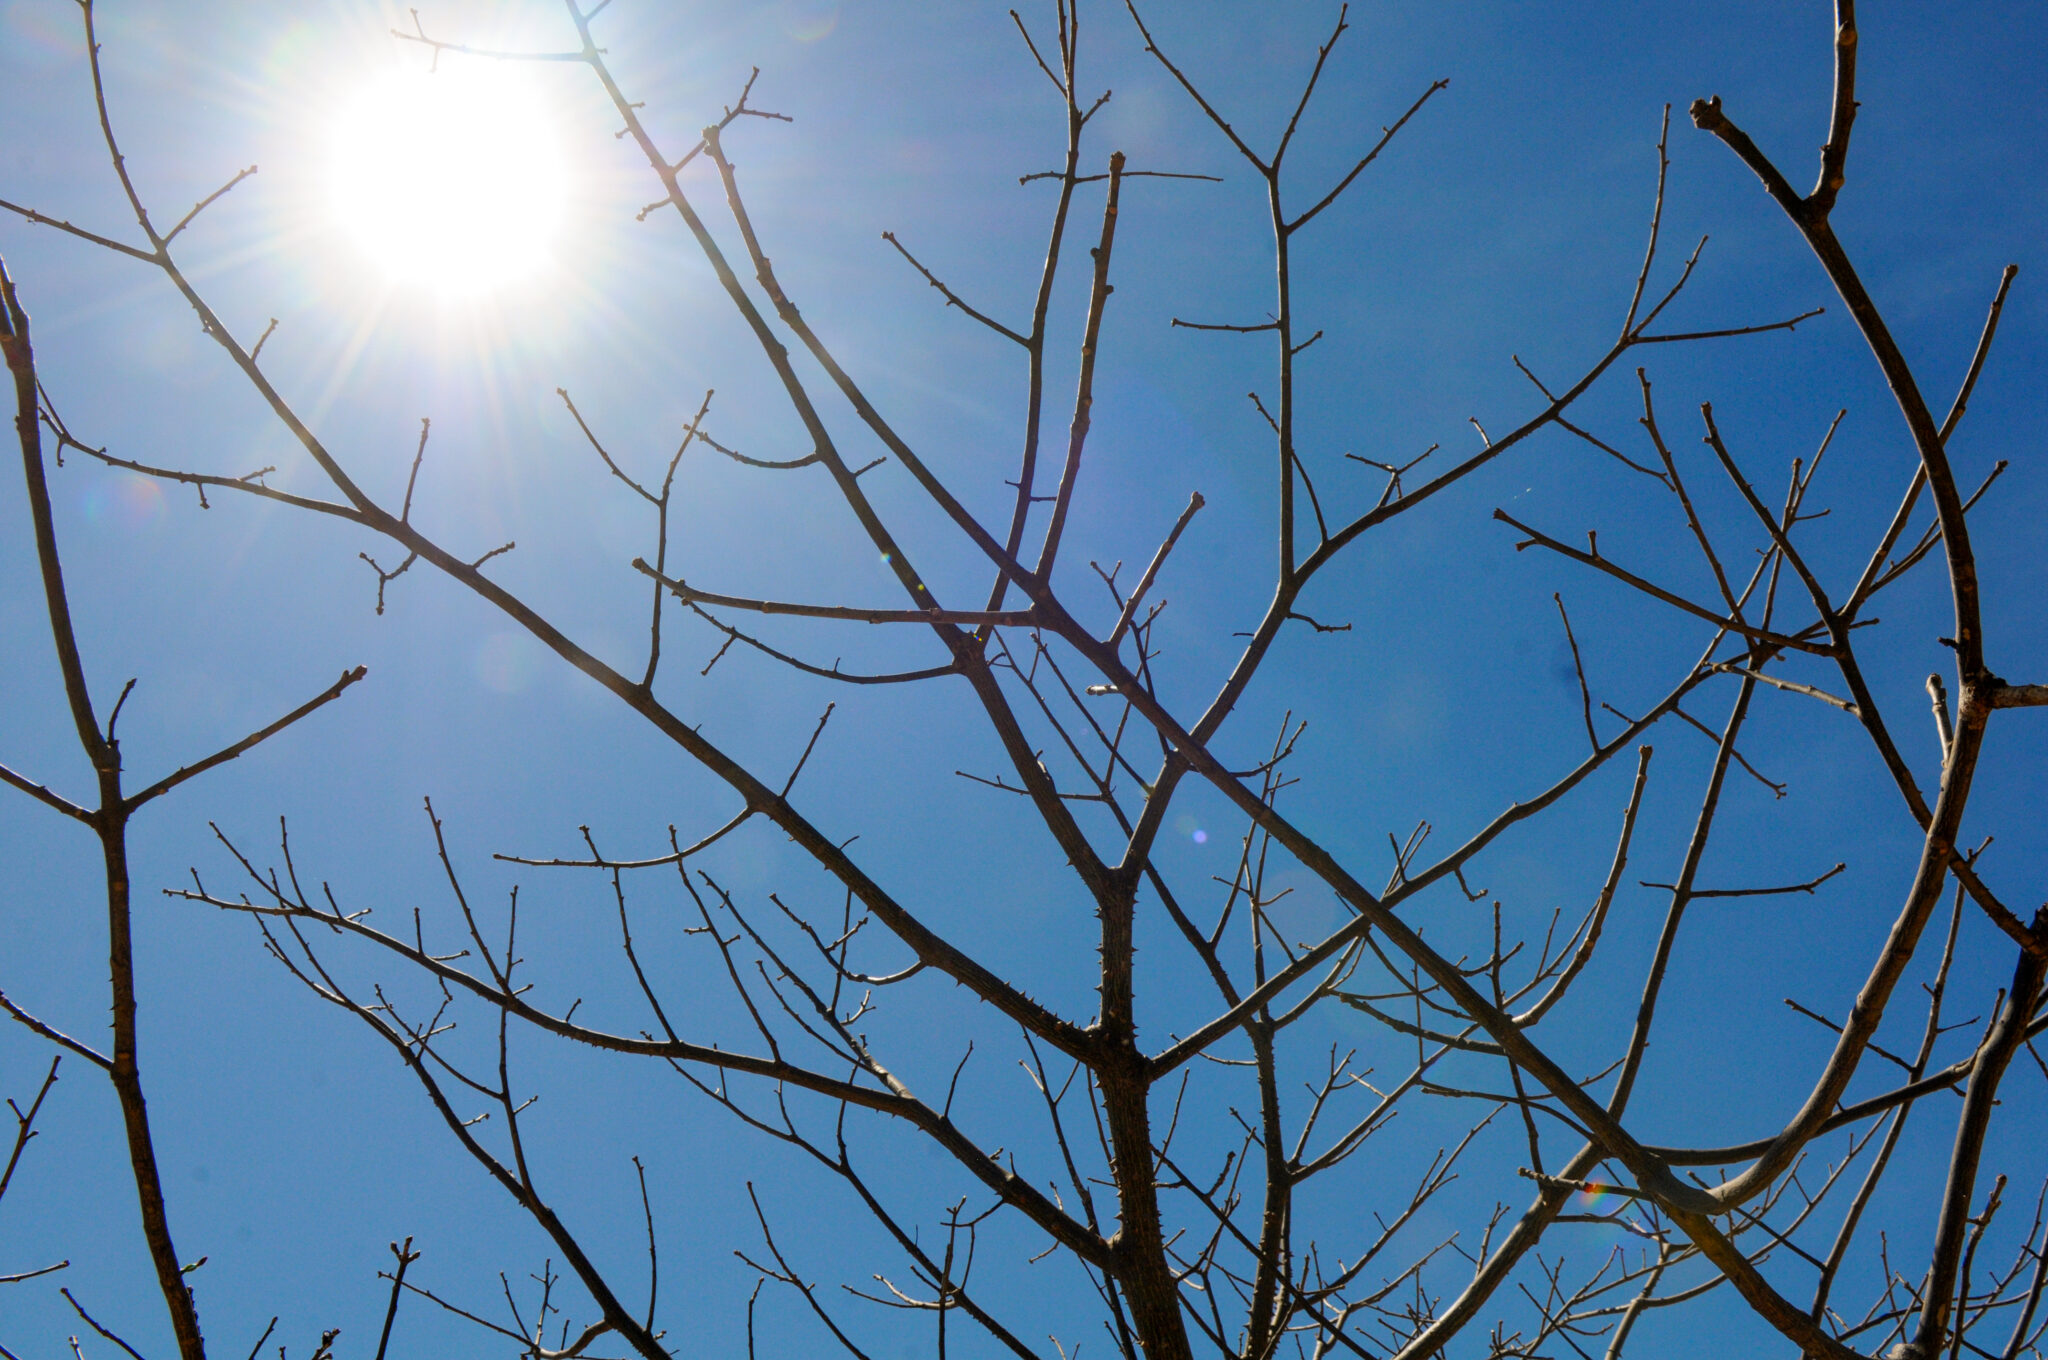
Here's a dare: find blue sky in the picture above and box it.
[3,2,2045,1356]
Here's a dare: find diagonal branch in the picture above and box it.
[1109,491,1203,648]
[1287,78,1449,234]
[0,763,93,824]
[0,992,112,1071]
[1494,509,1834,656]
[123,667,367,813]
[0,198,156,262]
[162,164,257,244]
[882,231,1027,346]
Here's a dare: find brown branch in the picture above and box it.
[161,164,257,244]
[1639,861,1845,899]
[1812,0,1860,215]
[1608,666,1767,1120]
[1812,883,1968,1321]
[1553,593,1599,753]
[1171,317,1276,334]
[0,1056,62,1205]
[1846,265,2017,618]
[1494,509,1833,656]
[1632,306,1823,344]
[0,197,156,262]
[1914,912,2048,1353]
[123,667,368,813]
[1694,65,1988,692]
[185,838,1111,1269]
[372,1237,419,1360]
[0,762,93,824]
[7,237,206,1357]
[1108,492,1203,648]
[61,1289,152,1360]
[1700,402,1938,842]
[1990,684,2048,710]
[882,231,1027,345]
[636,560,1036,627]
[1639,370,1746,622]
[1287,78,1451,234]
[1707,662,1858,715]
[683,604,959,686]
[1621,105,1673,335]
[1034,151,1124,580]
[1125,1,1269,172]
[1513,745,1654,1028]
[0,993,111,1071]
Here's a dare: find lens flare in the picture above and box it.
[80,474,165,530]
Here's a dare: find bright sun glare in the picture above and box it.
[328,64,570,297]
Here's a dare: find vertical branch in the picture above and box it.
[1269,166,1303,583]
[986,0,1088,618]
[1810,0,1859,215]
[1241,729,1299,1359]
[1034,151,1126,581]
[1810,882,1967,1322]
[373,1237,419,1360]
[1608,672,1762,1119]
[1913,912,2048,1354]
[1242,1013,1290,1359]
[646,391,713,690]
[1602,1243,1672,1359]
[1621,106,1672,335]
[2,257,206,1360]
[3,260,109,768]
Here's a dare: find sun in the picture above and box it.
[327,63,571,297]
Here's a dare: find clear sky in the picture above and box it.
[3,2,2045,1357]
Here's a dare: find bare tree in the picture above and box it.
[3,2,2045,1359]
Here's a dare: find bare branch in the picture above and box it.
[124,667,367,813]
